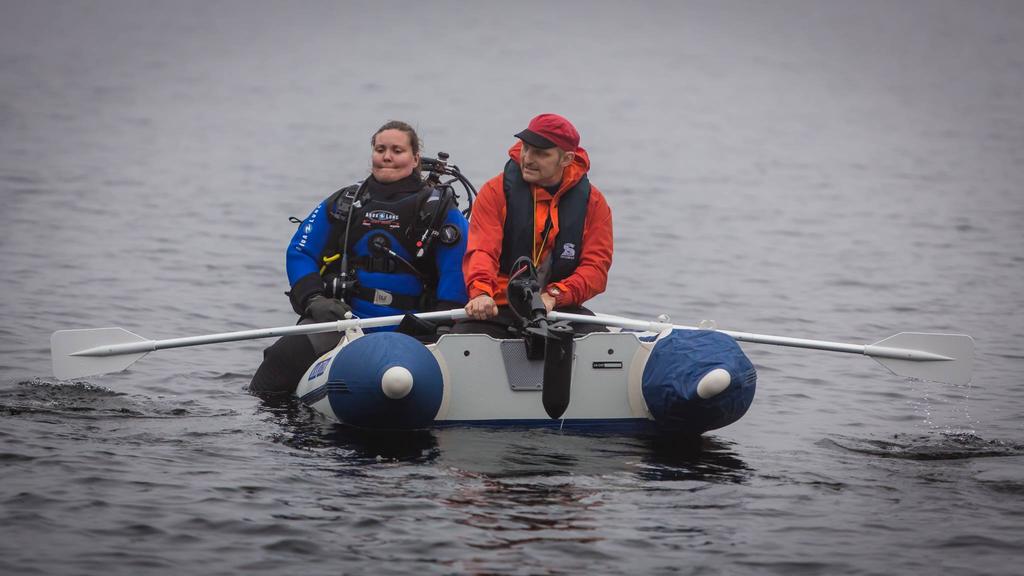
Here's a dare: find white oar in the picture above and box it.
[550,311,975,386]
[51,309,468,380]
[54,307,975,386]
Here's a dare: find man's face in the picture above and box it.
[520,142,574,187]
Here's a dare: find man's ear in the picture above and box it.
[560,151,575,167]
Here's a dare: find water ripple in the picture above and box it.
[820,432,1024,460]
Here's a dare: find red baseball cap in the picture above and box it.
[515,113,580,152]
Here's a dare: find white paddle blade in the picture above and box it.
[51,328,150,380]
[869,332,975,385]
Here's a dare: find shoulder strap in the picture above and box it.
[548,175,590,283]
[413,184,456,259]
[499,160,535,274]
[319,182,365,263]
[326,183,363,222]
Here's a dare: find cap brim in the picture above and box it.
[514,129,557,149]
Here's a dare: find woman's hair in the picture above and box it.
[371,120,422,180]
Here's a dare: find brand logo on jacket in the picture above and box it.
[298,205,321,249]
[560,243,576,260]
[373,289,394,306]
[364,210,401,228]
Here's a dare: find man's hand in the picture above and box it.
[465,294,499,320]
[540,292,556,313]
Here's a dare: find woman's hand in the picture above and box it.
[305,295,351,322]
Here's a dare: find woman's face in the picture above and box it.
[371,129,420,183]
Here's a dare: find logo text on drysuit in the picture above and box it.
[298,204,322,251]
[364,210,401,229]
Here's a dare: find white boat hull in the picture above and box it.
[295,326,757,436]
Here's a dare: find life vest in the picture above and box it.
[498,159,590,284]
[319,181,453,309]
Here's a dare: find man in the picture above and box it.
[454,113,613,337]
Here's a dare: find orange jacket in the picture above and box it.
[463,142,613,307]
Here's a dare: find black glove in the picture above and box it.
[288,273,327,315]
[304,295,351,322]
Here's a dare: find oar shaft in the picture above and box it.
[724,331,951,361]
[71,309,468,358]
[549,312,952,362]
[716,329,866,355]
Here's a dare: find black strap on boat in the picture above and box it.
[540,323,575,419]
[505,256,576,419]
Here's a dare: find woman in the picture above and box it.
[250,121,469,395]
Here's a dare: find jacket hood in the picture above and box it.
[508,141,591,194]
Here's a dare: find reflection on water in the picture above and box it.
[637,435,751,483]
[444,479,604,550]
[260,393,752,484]
[258,395,442,462]
[254,388,754,481]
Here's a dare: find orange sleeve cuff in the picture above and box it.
[548,282,573,307]
[470,280,494,299]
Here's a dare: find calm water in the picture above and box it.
[2,1,1023,574]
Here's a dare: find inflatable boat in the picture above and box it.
[294,321,758,436]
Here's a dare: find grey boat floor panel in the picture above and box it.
[434,332,644,421]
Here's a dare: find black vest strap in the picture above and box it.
[499,159,590,284]
[326,183,363,222]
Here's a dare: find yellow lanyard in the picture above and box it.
[532,193,553,266]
